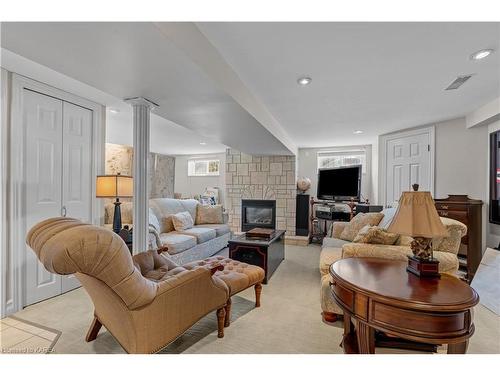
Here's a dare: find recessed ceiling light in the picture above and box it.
[297,77,312,86]
[200,142,207,145]
[470,49,494,60]
[354,130,363,134]
[109,108,120,114]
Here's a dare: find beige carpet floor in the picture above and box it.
[6,244,499,354]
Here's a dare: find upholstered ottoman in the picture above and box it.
[184,256,265,330]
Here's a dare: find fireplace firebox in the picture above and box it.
[241,199,276,232]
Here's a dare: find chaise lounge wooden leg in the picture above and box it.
[85,315,102,342]
[254,283,262,307]
[217,307,226,338]
[322,311,339,323]
[224,298,232,327]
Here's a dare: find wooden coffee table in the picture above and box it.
[329,258,479,354]
[228,230,285,283]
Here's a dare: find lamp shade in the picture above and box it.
[387,191,448,238]
[96,175,133,198]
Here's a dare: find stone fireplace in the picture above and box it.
[241,199,276,231]
[225,148,296,235]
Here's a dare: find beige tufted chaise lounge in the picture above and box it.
[26,217,233,354]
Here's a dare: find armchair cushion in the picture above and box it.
[339,212,384,241]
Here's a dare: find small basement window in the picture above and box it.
[317,149,367,173]
[188,159,220,176]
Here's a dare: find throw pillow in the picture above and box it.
[172,211,194,231]
[196,204,224,224]
[353,225,400,245]
[339,212,384,242]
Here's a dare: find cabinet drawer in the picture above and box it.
[435,203,467,212]
[437,210,468,223]
[331,281,354,310]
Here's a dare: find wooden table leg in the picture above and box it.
[447,340,469,354]
[355,320,375,354]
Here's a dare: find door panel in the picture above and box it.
[61,102,92,292]
[24,89,63,305]
[386,132,431,206]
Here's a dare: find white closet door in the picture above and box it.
[24,89,64,305]
[61,101,92,292]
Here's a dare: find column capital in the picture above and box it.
[124,96,159,109]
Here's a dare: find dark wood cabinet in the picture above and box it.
[434,195,483,282]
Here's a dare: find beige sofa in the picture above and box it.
[319,209,467,322]
[105,198,230,264]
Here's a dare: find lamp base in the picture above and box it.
[112,198,122,234]
[407,256,440,278]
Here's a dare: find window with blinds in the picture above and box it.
[317,149,366,173]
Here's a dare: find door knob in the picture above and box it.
[61,206,67,217]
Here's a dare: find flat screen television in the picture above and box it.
[317,165,362,201]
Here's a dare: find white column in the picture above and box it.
[124,97,158,254]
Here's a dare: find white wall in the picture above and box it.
[297,145,374,202]
[174,153,226,205]
[434,117,488,252]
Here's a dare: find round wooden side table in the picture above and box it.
[329,258,479,354]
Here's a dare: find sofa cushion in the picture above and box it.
[158,232,197,255]
[339,212,384,241]
[177,227,217,244]
[196,204,224,224]
[322,237,351,249]
[378,207,397,229]
[149,198,199,232]
[319,246,343,276]
[172,211,194,231]
[353,225,400,245]
[432,217,467,255]
[195,224,231,237]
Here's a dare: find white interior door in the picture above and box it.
[61,102,92,292]
[24,89,64,305]
[385,130,433,206]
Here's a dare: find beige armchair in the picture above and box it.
[26,217,229,354]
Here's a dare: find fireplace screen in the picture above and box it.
[246,207,273,225]
[241,199,276,231]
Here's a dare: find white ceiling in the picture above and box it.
[2,22,499,153]
[106,108,228,155]
[198,22,500,147]
[1,22,293,155]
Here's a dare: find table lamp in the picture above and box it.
[96,173,133,233]
[387,184,448,278]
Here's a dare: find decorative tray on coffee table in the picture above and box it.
[245,228,276,240]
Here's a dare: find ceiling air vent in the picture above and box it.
[445,75,473,90]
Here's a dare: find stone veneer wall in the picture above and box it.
[225,149,297,235]
[105,143,175,198]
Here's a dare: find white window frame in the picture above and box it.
[317,149,367,174]
[188,159,220,177]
